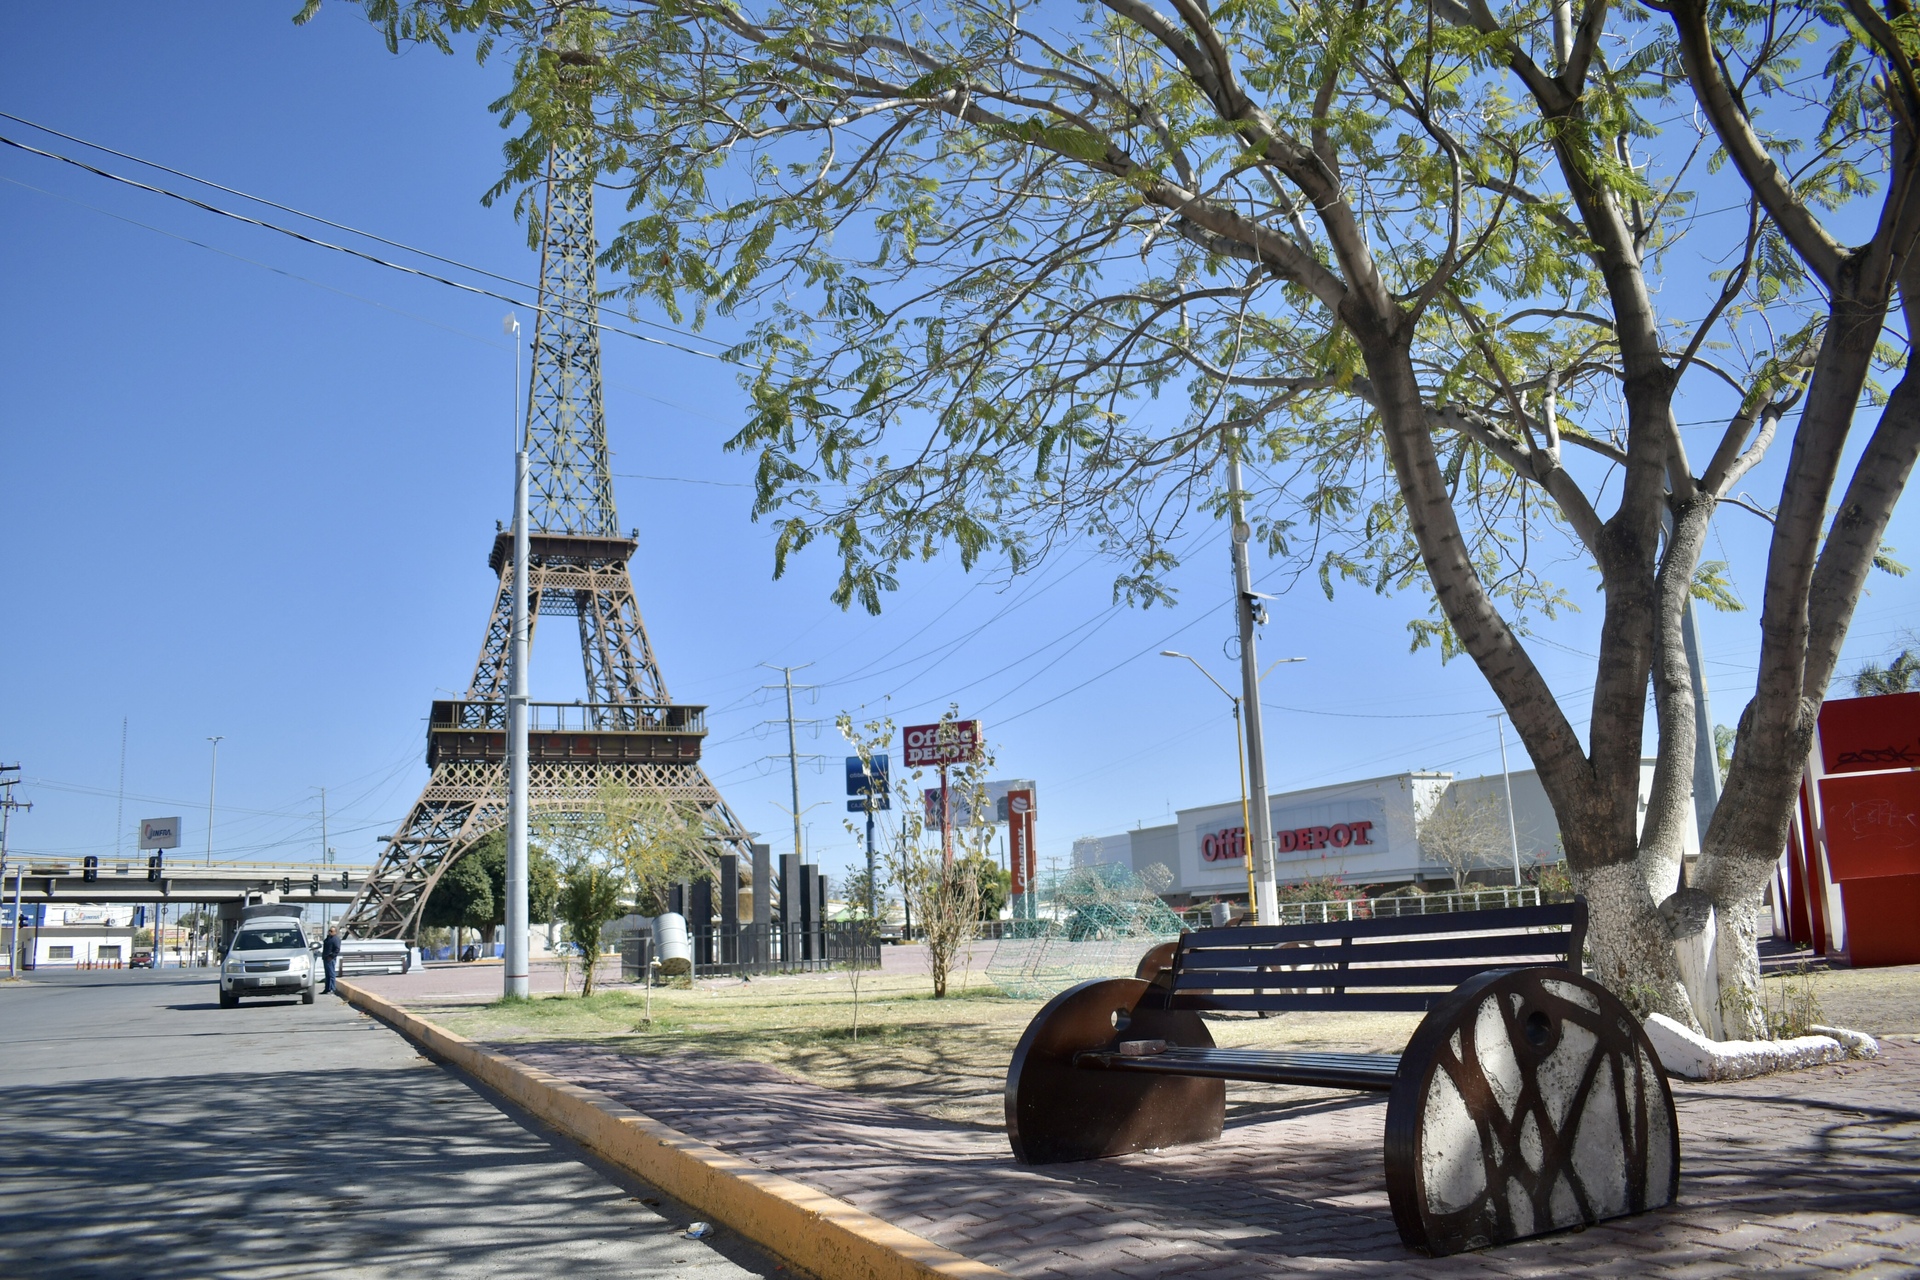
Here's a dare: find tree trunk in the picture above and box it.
[1354,317,1694,1021]
[1677,284,1919,1037]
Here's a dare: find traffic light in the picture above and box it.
[147,854,163,881]
[280,878,291,894]
[309,874,320,895]
[83,855,99,882]
[338,871,351,890]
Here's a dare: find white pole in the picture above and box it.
[506,448,531,1000]
[1491,713,1523,886]
[1225,434,1278,924]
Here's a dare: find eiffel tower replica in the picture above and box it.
[345,144,752,939]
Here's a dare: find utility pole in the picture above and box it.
[760,664,819,864]
[1225,431,1279,924]
[505,309,531,1001]
[1491,714,1524,887]
[1680,601,1722,849]
[204,737,224,866]
[2,766,30,976]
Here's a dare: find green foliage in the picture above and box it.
[419,848,493,932]
[1852,649,1920,696]
[965,856,1010,922]
[464,829,562,927]
[556,856,628,998]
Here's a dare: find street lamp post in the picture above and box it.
[1490,713,1524,887]
[504,311,531,1001]
[204,737,224,866]
[1162,651,1259,912]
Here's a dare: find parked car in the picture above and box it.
[219,914,316,1007]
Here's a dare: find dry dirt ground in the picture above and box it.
[399,954,1920,1127]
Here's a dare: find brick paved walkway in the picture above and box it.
[504,1037,1920,1278]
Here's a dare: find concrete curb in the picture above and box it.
[336,981,1008,1280]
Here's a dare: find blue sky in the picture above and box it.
[2,3,1916,889]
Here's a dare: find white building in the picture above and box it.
[1079,761,1689,903]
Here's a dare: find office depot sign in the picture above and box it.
[903,720,982,768]
[1200,826,1247,863]
[1201,820,1375,863]
[1279,821,1373,852]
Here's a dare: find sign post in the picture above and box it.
[139,818,181,967]
[903,721,980,868]
[845,754,891,921]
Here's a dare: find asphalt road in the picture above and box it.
[0,970,781,1279]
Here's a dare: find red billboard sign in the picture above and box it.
[1007,789,1036,897]
[903,720,981,768]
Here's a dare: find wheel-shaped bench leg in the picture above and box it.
[1005,977,1224,1164]
[1385,967,1679,1256]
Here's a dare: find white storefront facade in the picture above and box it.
[1082,761,1686,903]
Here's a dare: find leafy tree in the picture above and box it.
[419,849,493,934]
[966,856,1011,921]
[842,709,989,995]
[1852,649,1920,696]
[465,830,563,933]
[562,780,718,918]
[556,855,628,998]
[333,0,1920,1033]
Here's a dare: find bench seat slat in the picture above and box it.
[1205,901,1581,948]
[1169,991,1447,1012]
[1172,960,1568,991]
[1177,931,1577,970]
[1077,1045,1401,1092]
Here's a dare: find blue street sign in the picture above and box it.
[844,753,890,796]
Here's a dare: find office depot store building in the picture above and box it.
[1076,764,1666,904]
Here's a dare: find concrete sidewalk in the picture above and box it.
[498,1037,1920,1278]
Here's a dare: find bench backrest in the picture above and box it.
[1155,898,1587,1014]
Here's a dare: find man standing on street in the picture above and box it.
[322,926,340,994]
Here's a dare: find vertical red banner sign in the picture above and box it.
[1007,790,1035,898]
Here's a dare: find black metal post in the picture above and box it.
[719,853,739,966]
[750,842,770,969]
[799,862,816,963]
[690,878,713,967]
[778,852,799,968]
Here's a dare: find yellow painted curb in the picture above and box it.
[337,981,1009,1280]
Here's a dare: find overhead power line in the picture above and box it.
[0,128,733,363]
[0,110,733,352]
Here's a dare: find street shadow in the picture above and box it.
[0,1064,771,1280]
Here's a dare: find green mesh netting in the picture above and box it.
[986,863,1183,999]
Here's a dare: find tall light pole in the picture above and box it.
[1162,651,1258,910]
[1490,713,1524,887]
[204,736,224,866]
[505,311,531,1001]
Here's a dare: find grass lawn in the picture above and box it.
[410,958,1920,1127]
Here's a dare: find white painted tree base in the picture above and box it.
[1643,1013,1879,1081]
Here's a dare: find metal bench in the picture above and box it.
[1004,898,1678,1256]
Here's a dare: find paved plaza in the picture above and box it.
[491,1034,1920,1278]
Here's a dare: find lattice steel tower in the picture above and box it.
[345,145,752,939]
